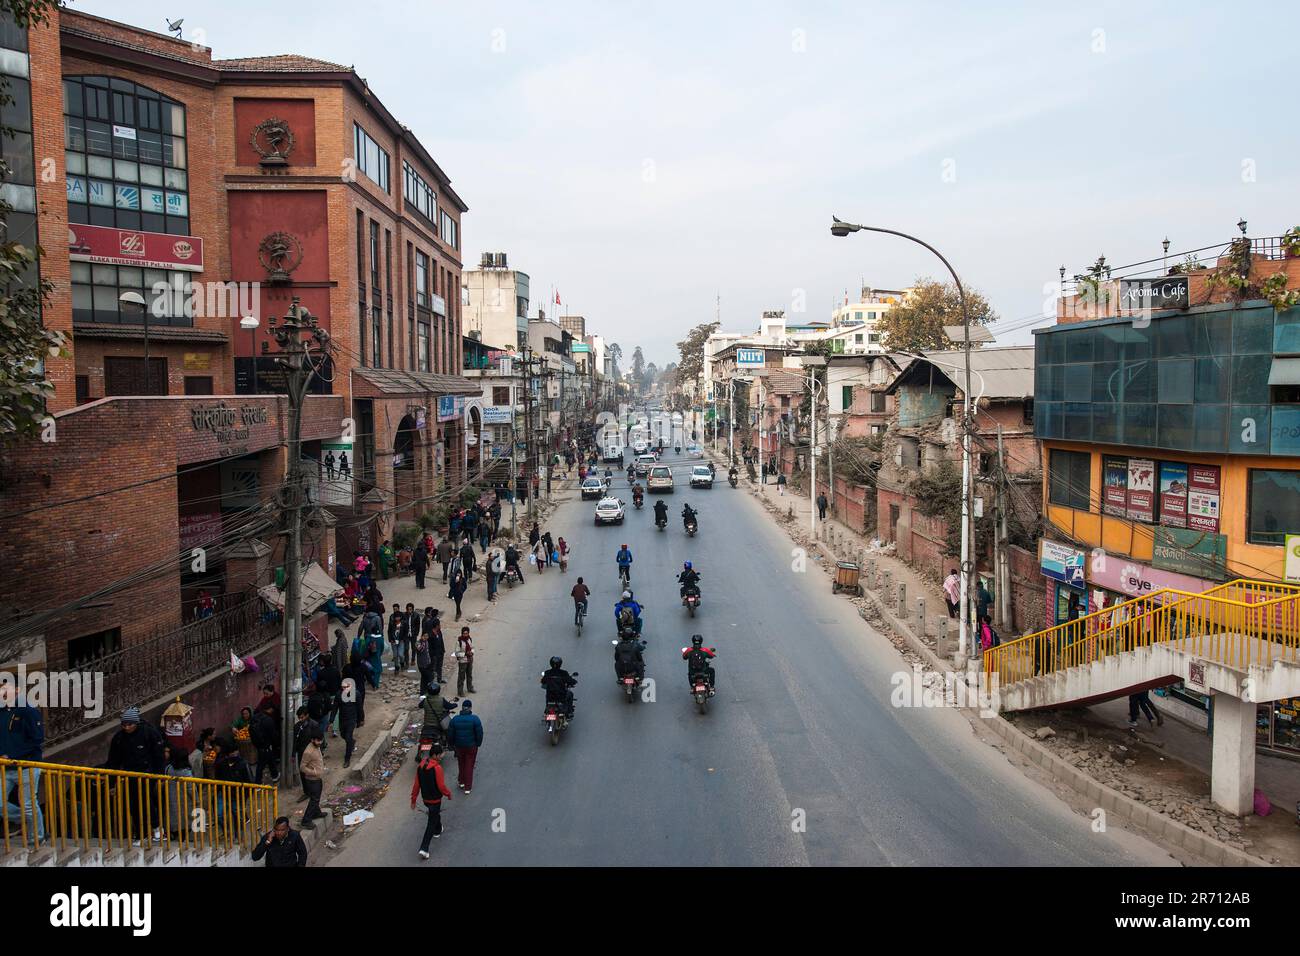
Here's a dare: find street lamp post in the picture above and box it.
[240,315,260,394]
[832,216,976,661]
[802,355,827,537]
[119,291,149,391]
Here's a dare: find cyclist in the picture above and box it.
[570,576,590,626]
[615,543,633,586]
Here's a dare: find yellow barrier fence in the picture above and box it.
[983,579,1300,688]
[0,758,278,858]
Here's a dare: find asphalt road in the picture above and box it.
[330,451,1176,867]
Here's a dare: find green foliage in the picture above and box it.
[878,278,997,351]
[0,0,64,442]
[418,506,448,531]
[393,523,422,550]
[674,321,721,396]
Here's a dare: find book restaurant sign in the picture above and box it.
[191,402,270,456]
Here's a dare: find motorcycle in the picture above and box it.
[632,492,644,510]
[690,669,715,714]
[611,643,641,705]
[542,674,578,747]
[728,472,738,488]
[655,515,667,532]
[503,564,524,588]
[682,584,701,617]
[684,517,698,537]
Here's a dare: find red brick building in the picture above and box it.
[0,10,479,749]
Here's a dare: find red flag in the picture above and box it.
[555,290,561,305]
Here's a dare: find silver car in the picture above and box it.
[594,496,626,525]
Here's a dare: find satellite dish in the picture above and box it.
[165,18,184,37]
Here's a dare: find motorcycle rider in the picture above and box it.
[504,543,524,585]
[615,543,633,584]
[652,498,669,528]
[613,628,647,685]
[728,463,739,484]
[539,656,577,719]
[678,561,701,601]
[682,634,717,694]
[631,480,644,506]
[614,589,644,635]
[419,681,456,747]
[681,502,698,531]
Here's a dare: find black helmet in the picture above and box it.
[691,634,704,647]
[426,681,441,695]
[549,656,563,669]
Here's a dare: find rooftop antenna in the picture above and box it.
[165,18,184,38]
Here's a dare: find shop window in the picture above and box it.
[184,376,213,395]
[1048,448,1090,510]
[104,356,166,395]
[1247,469,1300,545]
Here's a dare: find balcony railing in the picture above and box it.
[49,596,280,746]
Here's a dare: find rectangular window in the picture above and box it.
[492,386,510,405]
[417,322,430,372]
[403,161,436,221]
[356,210,364,280]
[369,220,379,288]
[1048,448,1091,510]
[415,251,429,308]
[1248,469,1300,546]
[870,391,886,413]
[440,210,458,249]
[841,385,853,410]
[183,376,213,395]
[372,306,382,368]
[353,122,389,191]
[359,301,367,366]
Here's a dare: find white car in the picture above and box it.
[686,444,704,459]
[689,465,714,489]
[580,476,608,500]
[594,496,626,525]
[647,464,674,493]
[632,439,648,455]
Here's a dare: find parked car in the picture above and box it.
[647,464,674,493]
[594,496,626,525]
[689,465,714,489]
[581,476,608,500]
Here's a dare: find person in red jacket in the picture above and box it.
[681,634,717,694]
[410,743,453,859]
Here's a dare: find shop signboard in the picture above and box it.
[1286,534,1300,584]
[179,512,222,552]
[1040,539,1086,586]
[1088,555,1211,598]
[483,405,513,425]
[1103,457,1128,516]
[437,395,462,422]
[1157,462,1188,528]
[1186,464,1221,533]
[68,222,204,271]
[1152,526,1228,580]
[1126,458,1156,523]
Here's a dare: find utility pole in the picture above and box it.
[809,363,818,537]
[269,297,329,792]
[728,378,735,464]
[996,424,1011,628]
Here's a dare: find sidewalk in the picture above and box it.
[307,480,576,840]
[710,447,1300,864]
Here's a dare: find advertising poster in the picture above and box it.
[1126,458,1155,523]
[1186,464,1221,533]
[319,440,354,506]
[1158,462,1188,528]
[1103,458,1128,516]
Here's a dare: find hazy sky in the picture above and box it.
[82,0,1299,366]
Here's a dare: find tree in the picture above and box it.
[878,278,997,352]
[674,321,720,400]
[631,347,646,392]
[0,0,64,442]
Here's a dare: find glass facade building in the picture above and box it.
[1034,302,1300,457]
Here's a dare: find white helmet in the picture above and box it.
[622,590,631,600]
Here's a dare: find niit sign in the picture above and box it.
[736,348,765,368]
[1119,276,1189,312]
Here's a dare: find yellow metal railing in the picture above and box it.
[983,579,1300,688]
[0,758,278,858]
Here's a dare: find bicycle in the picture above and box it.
[575,600,587,635]
[618,565,631,589]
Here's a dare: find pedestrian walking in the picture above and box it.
[816,491,828,520]
[1128,690,1162,730]
[459,540,477,583]
[478,521,492,554]
[776,472,787,496]
[532,536,548,574]
[251,816,308,867]
[455,626,475,696]
[341,659,366,730]
[528,523,540,550]
[250,703,279,784]
[411,744,453,858]
[388,602,407,672]
[542,531,555,568]
[412,541,429,590]
[486,548,501,602]
[423,608,445,683]
[976,578,995,622]
[299,732,325,830]
[449,570,467,621]
[447,699,483,794]
[378,539,395,580]
[0,681,45,847]
[338,677,359,768]
[437,536,454,582]
[942,569,961,620]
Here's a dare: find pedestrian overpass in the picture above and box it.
[1,757,277,866]
[982,579,1300,816]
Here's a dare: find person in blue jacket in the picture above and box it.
[446,700,484,794]
[614,590,643,634]
[0,682,45,846]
